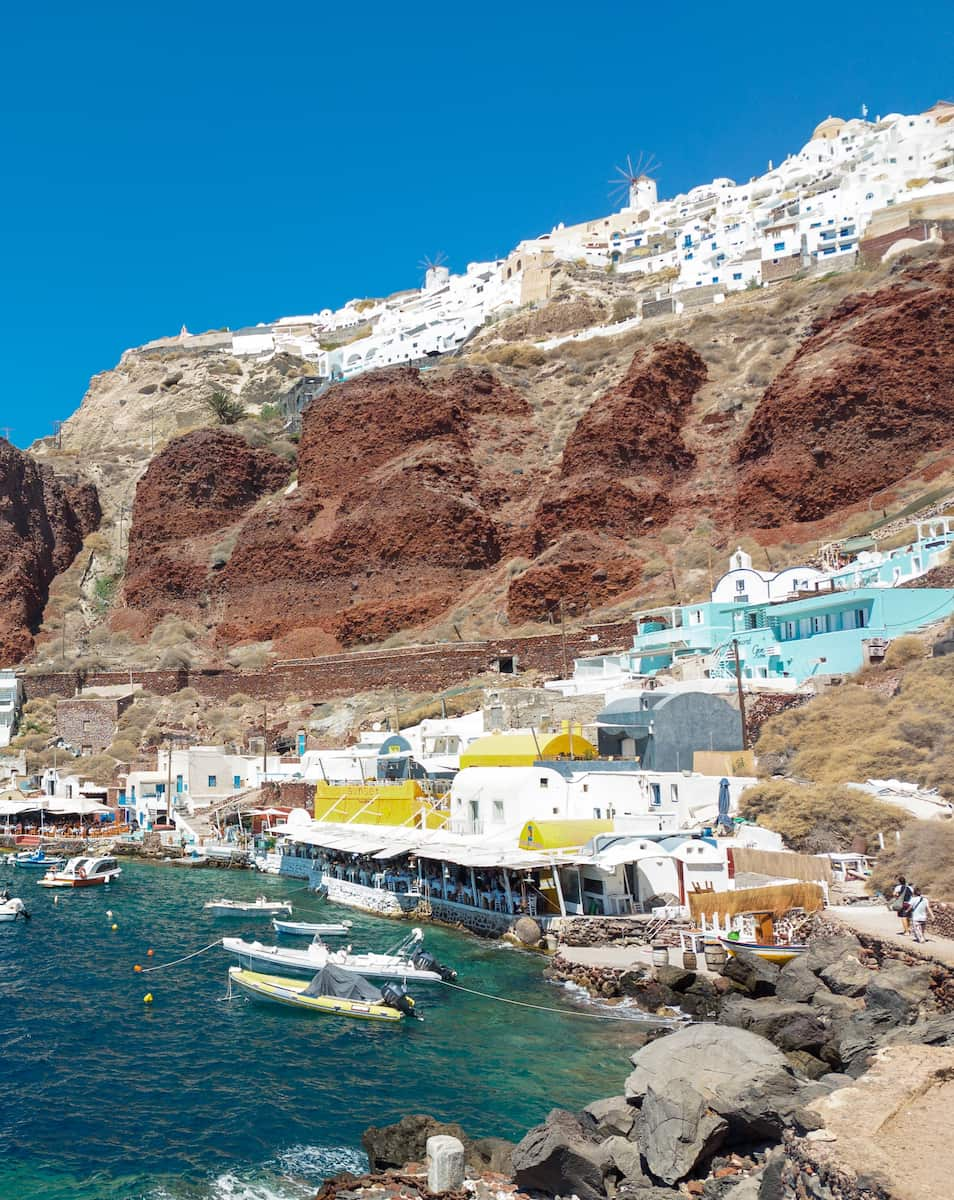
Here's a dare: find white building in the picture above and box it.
[0,670,22,748]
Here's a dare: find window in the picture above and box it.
[736,579,746,592]
[733,272,742,281]
[83,719,91,732]
[492,800,504,822]
[670,784,679,804]
[175,774,183,794]
[208,775,217,788]
[593,808,602,819]
[539,777,548,788]
[233,774,241,789]
[650,783,662,807]
[856,609,867,629]
[773,241,785,251]
[82,745,92,756]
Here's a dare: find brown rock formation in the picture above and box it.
[507,558,644,624]
[124,429,291,614]
[531,340,706,550]
[735,256,954,526]
[0,441,100,661]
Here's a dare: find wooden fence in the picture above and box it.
[731,846,833,885]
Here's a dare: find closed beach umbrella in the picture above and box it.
[717,777,733,833]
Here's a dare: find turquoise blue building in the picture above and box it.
[582,586,954,684]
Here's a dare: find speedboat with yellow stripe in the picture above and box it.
[227,963,421,1022]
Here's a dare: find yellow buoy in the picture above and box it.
[111,923,118,931]
[143,993,153,1004]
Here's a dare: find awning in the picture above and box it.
[519,819,614,851]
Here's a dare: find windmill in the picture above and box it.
[609,152,660,211]
[418,251,449,289]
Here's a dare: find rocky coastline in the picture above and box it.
[313,923,954,1200]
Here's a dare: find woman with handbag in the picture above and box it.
[891,875,914,935]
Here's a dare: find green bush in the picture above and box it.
[205,390,246,425]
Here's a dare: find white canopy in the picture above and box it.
[47,798,113,816]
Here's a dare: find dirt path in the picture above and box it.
[827,903,954,968]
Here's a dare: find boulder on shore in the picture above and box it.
[719,996,828,1054]
[721,948,780,996]
[511,1109,607,1200]
[626,1024,807,1139]
[636,1079,727,1184]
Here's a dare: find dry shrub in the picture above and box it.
[158,645,194,670]
[755,657,954,799]
[150,618,199,648]
[226,693,253,707]
[107,738,139,762]
[882,635,926,669]
[739,780,909,853]
[870,820,954,901]
[484,343,546,368]
[81,754,121,785]
[226,643,271,670]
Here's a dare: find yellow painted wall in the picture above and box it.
[693,750,755,777]
[313,781,448,829]
[519,819,613,851]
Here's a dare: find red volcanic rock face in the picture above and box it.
[507,558,644,624]
[529,340,706,556]
[0,441,100,661]
[124,429,291,614]
[735,257,954,526]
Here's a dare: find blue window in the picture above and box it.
[650,783,662,807]
[712,276,719,283]
[710,241,717,249]
[634,238,642,247]
[840,227,854,237]
[156,783,165,796]
[683,234,692,247]
[233,774,241,789]
[810,221,821,228]
[823,247,836,255]
[175,774,183,794]
[773,241,785,251]
[733,272,743,280]
[685,252,693,260]
[208,775,217,788]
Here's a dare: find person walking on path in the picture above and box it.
[892,875,914,935]
[910,888,934,943]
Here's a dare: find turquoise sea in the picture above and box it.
[0,859,652,1200]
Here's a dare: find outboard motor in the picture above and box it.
[411,949,458,983]
[380,982,421,1020]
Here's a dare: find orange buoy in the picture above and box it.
[134,964,143,972]
[146,948,154,957]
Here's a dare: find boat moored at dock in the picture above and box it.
[37,855,122,889]
[272,918,353,937]
[718,937,807,965]
[14,850,66,871]
[205,897,293,916]
[222,927,457,983]
[227,963,420,1022]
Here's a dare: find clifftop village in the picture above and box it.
[138,101,954,429]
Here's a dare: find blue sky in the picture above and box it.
[3,0,952,448]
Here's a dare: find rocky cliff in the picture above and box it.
[736,256,954,526]
[0,441,100,661]
[26,247,954,666]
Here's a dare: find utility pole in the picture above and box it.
[53,420,63,449]
[262,703,268,783]
[732,639,749,750]
[560,598,569,679]
[165,735,173,824]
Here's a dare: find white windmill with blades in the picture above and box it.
[609,152,660,214]
[418,251,450,293]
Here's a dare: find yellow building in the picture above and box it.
[518,819,613,851]
[459,728,597,769]
[313,780,448,829]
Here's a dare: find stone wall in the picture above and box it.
[56,695,133,755]
[21,621,634,704]
[555,916,656,947]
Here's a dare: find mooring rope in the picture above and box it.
[139,938,223,973]
[438,979,675,1022]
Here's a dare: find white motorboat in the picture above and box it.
[0,895,30,922]
[273,918,353,937]
[37,855,121,888]
[221,927,457,983]
[204,896,293,916]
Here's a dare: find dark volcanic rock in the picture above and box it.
[721,947,780,996]
[361,1114,469,1171]
[0,440,100,661]
[719,996,828,1054]
[637,1080,727,1184]
[511,1109,606,1200]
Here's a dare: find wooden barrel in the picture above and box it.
[651,943,669,967]
[704,940,727,971]
[682,949,698,970]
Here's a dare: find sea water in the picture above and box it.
[0,860,652,1199]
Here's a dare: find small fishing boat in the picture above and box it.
[37,855,121,889]
[222,927,457,983]
[204,896,293,916]
[227,963,420,1022]
[718,937,807,966]
[273,918,353,937]
[13,849,66,871]
[0,895,30,922]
